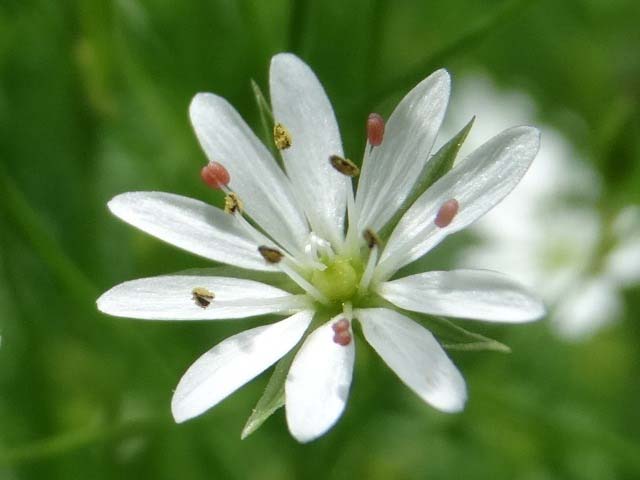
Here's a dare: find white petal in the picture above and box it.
[357,308,466,413]
[376,126,540,280]
[190,93,310,256]
[378,270,546,323]
[356,70,450,233]
[285,316,354,443]
[270,53,348,247]
[109,192,274,271]
[172,311,313,423]
[97,275,309,320]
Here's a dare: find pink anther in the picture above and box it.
[333,330,352,346]
[434,199,459,228]
[200,161,230,190]
[367,113,385,146]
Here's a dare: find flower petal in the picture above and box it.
[108,192,273,271]
[356,70,450,233]
[378,269,546,323]
[376,126,540,280]
[190,93,310,256]
[97,275,308,320]
[270,53,348,247]
[285,316,354,443]
[357,308,466,412]
[172,310,313,423]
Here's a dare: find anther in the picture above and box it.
[224,192,243,214]
[363,229,380,249]
[434,199,459,228]
[331,318,350,333]
[192,287,215,308]
[367,113,385,146]
[258,245,284,264]
[200,161,230,190]
[329,155,360,177]
[332,318,352,346]
[273,123,292,150]
[333,330,352,346]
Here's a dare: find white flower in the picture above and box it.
[448,74,640,340]
[97,54,544,442]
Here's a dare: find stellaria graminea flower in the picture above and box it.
[97,53,545,443]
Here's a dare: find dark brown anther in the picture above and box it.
[192,287,215,308]
[258,245,284,264]
[329,155,360,177]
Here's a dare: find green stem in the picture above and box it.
[0,416,168,466]
[0,167,175,379]
[0,167,97,303]
[287,0,309,54]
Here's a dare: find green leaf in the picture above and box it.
[250,79,276,156]
[240,347,295,440]
[380,117,474,239]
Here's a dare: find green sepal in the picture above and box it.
[241,310,332,439]
[362,296,511,353]
[380,117,475,239]
[250,79,276,156]
[409,312,511,353]
[240,347,294,440]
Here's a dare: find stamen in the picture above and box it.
[224,192,244,214]
[331,318,350,333]
[358,242,379,295]
[366,113,385,147]
[258,245,284,264]
[363,228,380,249]
[191,287,215,308]
[278,261,330,305]
[273,123,292,150]
[329,155,360,177]
[434,199,459,228]
[200,161,231,190]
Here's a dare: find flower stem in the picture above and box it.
[0,416,168,466]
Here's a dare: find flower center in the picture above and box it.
[310,258,359,303]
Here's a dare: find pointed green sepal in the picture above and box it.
[240,349,293,439]
[250,79,276,156]
[410,312,511,353]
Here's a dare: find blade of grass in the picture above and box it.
[354,0,538,112]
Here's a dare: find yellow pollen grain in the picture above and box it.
[224,192,243,214]
[273,123,292,150]
[329,155,359,177]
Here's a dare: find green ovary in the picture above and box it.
[311,258,359,303]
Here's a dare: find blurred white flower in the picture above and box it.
[447,74,640,340]
[97,55,544,442]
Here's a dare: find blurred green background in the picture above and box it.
[1,0,639,478]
